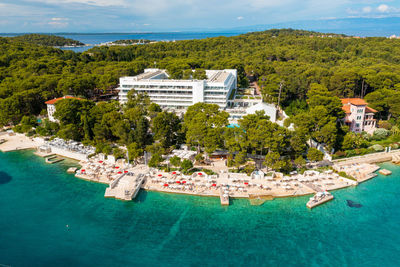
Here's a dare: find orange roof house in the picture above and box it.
[45,96,82,105]
[341,98,377,134]
[45,96,82,122]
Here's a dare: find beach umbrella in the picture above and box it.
[176,181,181,184]
[117,171,122,174]
[172,171,177,175]
[124,171,128,173]
[198,173,203,176]
[115,166,119,169]
[158,174,163,177]
[98,161,103,163]
[164,183,169,187]
[244,182,249,185]
[212,183,217,187]
[182,181,186,184]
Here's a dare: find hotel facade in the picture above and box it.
[341,98,377,134]
[117,69,237,110]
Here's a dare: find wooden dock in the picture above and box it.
[219,188,229,206]
[104,172,146,201]
[306,193,334,209]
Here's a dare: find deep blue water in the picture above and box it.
[0,32,242,52]
[1,150,400,266]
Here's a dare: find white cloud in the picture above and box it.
[26,0,126,7]
[377,4,389,12]
[51,17,68,21]
[237,16,244,20]
[363,6,372,13]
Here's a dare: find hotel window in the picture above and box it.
[357,109,363,113]
[357,116,362,120]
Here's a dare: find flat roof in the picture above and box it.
[123,69,233,84]
[134,70,164,81]
[207,71,230,83]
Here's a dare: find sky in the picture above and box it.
[1,0,400,32]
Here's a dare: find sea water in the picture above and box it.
[1,150,400,266]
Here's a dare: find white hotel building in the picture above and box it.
[118,69,237,110]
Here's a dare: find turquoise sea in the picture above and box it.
[1,150,400,266]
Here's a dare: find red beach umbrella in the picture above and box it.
[115,166,119,169]
[212,183,217,187]
[158,174,163,177]
[176,181,181,184]
[182,181,186,184]
[164,183,169,187]
[81,169,85,172]
[98,161,103,163]
[244,182,249,185]
[118,171,122,174]
[124,171,128,173]
[198,173,203,176]
[172,171,177,175]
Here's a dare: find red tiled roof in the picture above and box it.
[341,98,368,106]
[365,106,378,113]
[45,96,82,105]
[342,105,351,114]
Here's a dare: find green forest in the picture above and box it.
[2,29,400,171]
[9,34,84,46]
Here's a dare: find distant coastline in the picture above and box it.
[0,32,243,52]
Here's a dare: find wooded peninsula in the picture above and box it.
[1,29,400,173]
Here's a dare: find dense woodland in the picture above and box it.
[9,34,84,46]
[2,29,400,171]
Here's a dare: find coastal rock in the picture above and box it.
[0,171,12,185]
[346,200,362,208]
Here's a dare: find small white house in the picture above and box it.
[45,96,81,122]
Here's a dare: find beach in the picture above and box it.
[0,132,43,152]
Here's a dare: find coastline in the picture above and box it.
[0,132,390,205]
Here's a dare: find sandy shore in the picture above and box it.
[0,133,44,152]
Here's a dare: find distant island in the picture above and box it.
[99,39,154,46]
[113,39,153,44]
[9,34,85,47]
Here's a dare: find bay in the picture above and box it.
[0,150,399,266]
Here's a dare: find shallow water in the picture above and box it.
[1,151,400,266]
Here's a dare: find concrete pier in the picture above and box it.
[220,188,229,206]
[104,172,146,201]
[306,193,334,209]
[379,169,392,176]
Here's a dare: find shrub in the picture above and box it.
[181,159,193,172]
[378,121,392,130]
[370,144,384,152]
[391,143,399,149]
[373,128,390,140]
[307,147,324,162]
[334,151,346,159]
[169,155,181,167]
[244,164,255,176]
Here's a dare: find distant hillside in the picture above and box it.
[226,17,400,37]
[243,28,346,38]
[10,34,84,46]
